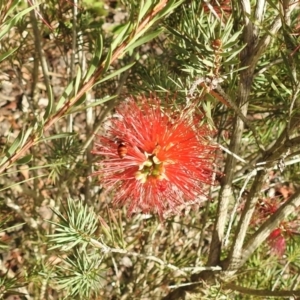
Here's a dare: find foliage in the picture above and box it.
[1,0,300,299]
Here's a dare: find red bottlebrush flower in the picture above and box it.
[254,198,279,224]
[268,219,300,256]
[268,228,286,257]
[92,95,217,218]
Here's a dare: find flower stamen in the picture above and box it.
[136,154,165,183]
[92,95,217,218]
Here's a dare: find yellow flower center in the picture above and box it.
[135,154,166,183]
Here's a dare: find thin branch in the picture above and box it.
[239,187,300,268]
[202,0,226,26]
[208,0,256,266]
[261,124,300,169]
[215,84,265,151]
[223,169,257,247]
[291,272,300,290]
[225,169,266,270]
[208,111,247,265]
[225,282,300,297]
[168,281,204,289]
[0,0,14,23]
[287,83,300,134]
[272,261,290,291]
[254,58,283,76]
[253,0,266,39]
[90,238,222,277]
[75,52,135,164]
[4,197,38,229]
[234,133,300,179]
[29,9,52,108]
[213,141,247,164]
[240,0,253,47]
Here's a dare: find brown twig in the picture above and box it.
[224,282,300,297]
[208,0,255,266]
[225,168,267,271]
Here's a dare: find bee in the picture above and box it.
[117,142,127,158]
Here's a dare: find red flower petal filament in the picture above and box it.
[92,95,217,218]
[268,228,286,257]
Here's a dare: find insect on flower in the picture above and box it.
[92,95,218,218]
[117,142,127,158]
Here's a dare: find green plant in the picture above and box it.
[1,0,300,299]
